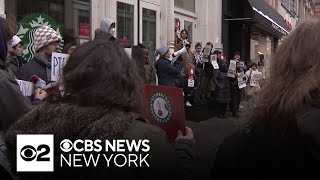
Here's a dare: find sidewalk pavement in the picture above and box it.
[186,107,250,179]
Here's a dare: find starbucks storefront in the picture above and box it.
[4,0,91,61]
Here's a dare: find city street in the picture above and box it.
[186,106,250,179]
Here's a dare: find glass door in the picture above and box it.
[174,14,195,45]
[139,1,160,66]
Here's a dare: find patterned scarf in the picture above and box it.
[34,53,52,82]
[194,52,203,65]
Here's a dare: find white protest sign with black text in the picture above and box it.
[227,60,237,78]
[51,52,70,82]
[210,55,219,69]
[16,80,34,96]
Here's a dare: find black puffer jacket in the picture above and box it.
[16,55,50,83]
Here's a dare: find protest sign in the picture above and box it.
[124,48,132,59]
[16,80,34,96]
[237,72,246,89]
[227,60,237,78]
[250,71,262,87]
[51,52,70,82]
[210,55,219,69]
[139,85,186,142]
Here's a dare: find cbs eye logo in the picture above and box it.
[20,144,50,162]
[17,134,54,172]
[60,139,73,152]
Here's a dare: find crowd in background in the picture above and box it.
[154,29,262,118]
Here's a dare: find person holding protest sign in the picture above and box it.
[244,62,262,110]
[5,37,195,180]
[16,26,62,83]
[213,56,231,119]
[0,16,46,180]
[229,52,246,118]
[212,18,320,179]
[193,42,204,104]
[6,35,25,77]
[202,42,214,101]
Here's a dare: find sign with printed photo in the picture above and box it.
[227,60,237,78]
[237,72,247,89]
[51,52,70,82]
[210,55,219,69]
[250,71,262,87]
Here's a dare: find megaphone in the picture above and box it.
[172,46,187,58]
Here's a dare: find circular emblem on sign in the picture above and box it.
[150,92,173,123]
[16,13,64,62]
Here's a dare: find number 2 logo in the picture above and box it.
[20,144,51,162]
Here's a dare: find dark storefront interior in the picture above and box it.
[222,0,289,65]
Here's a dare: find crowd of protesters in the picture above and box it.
[1,15,320,180]
[155,29,262,118]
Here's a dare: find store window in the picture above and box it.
[184,20,193,44]
[5,0,91,61]
[175,0,195,12]
[117,2,134,47]
[250,34,273,79]
[142,8,156,65]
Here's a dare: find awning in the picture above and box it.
[248,0,290,36]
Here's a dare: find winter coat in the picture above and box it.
[211,107,320,179]
[6,56,23,76]
[204,54,213,77]
[16,55,51,83]
[213,70,231,103]
[155,56,181,87]
[0,59,32,132]
[5,102,196,180]
[144,63,156,85]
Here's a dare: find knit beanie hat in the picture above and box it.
[155,46,169,57]
[34,26,62,52]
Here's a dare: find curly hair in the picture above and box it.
[58,38,143,112]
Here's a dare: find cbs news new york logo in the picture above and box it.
[16,135,150,172]
[17,134,54,172]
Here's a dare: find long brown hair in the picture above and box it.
[58,38,143,112]
[251,18,320,128]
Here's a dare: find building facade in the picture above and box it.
[1,0,223,65]
[298,0,315,21]
[313,0,320,17]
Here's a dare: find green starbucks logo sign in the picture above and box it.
[16,13,64,62]
[150,92,173,123]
